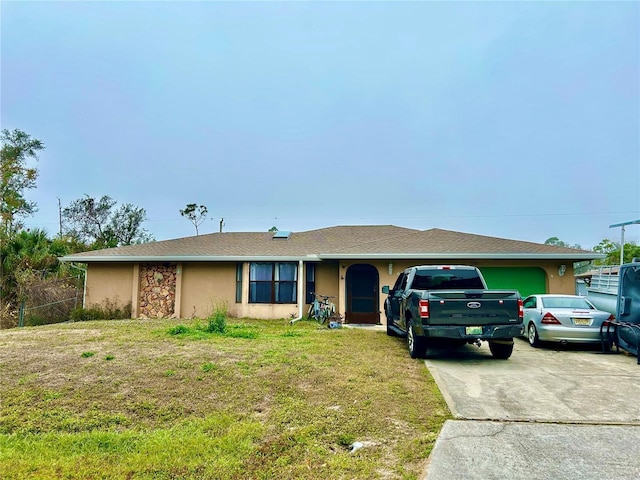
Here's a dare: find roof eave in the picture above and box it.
[317,253,605,260]
[59,255,319,263]
[60,252,605,262]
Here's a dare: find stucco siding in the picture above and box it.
[179,262,237,318]
[83,258,576,322]
[85,263,134,310]
[313,261,340,301]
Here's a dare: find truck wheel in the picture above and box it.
[407,321,427,359]
[489,339,514,359]
[527,323,540,348]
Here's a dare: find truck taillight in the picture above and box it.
[518,299,523,319]
[418,300,430,318]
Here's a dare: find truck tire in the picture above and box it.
[407,320,427,359]
[489,339,514,359]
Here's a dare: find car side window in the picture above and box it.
[393,273,407,292]
[523,297,536,309]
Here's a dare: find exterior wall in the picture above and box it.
[179,262,302,320]
[236,261,298,320]
[179,262,237,318]
[313,261,340,301]
[84,259,576,322]
[85,263,134,310]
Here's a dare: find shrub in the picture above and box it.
[70,299,131,322]
[205,301,228,334]
[70,307,102,322]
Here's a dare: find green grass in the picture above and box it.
[0,318,450,479]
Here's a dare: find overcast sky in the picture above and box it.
[2,1,639,249]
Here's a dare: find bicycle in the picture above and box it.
[307,293,337,325]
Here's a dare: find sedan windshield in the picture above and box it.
[541,296,594,309]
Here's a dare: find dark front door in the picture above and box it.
[345,264,380,324]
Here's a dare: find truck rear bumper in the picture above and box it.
[420,324,524,339]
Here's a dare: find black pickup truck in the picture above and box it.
[383,265,524,359]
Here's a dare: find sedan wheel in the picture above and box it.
[528,323,540,347]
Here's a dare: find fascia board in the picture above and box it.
[59,252,604,262]
[317,253,605,261]
[59,255,319,263]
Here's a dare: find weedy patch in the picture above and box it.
[200,362,217,373]
[168,324,189,335]
[166,321,259,340]
[0,318,450,479]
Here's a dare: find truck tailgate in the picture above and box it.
[425,290,520,326]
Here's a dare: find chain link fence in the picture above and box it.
[17,275,83,327]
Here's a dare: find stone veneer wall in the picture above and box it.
[139,264,177,318]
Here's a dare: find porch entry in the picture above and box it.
[345,264,380,324]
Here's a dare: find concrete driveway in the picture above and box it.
[422,338,640,480]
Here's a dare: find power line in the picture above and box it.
[143,210,640,223]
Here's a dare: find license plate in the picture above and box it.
[465,326,483,335]
[573,318,591,326]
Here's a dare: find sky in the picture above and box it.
[2,1,639,250]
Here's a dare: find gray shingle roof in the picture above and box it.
[322,228,586,254]
[60,225,602,262]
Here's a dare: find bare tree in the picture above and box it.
[180,204,208,235]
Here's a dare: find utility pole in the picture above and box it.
[57,197,63,237]
[609,219,640,265]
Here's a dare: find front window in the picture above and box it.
[249,262,297,304]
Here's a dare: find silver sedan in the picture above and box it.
[522,294,615,347]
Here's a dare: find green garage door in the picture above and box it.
[478,267,547,298]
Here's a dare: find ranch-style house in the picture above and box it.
[60,225,603,325]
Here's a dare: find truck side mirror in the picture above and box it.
[382,286,390,294]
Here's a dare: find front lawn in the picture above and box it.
[0,318,450,479]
